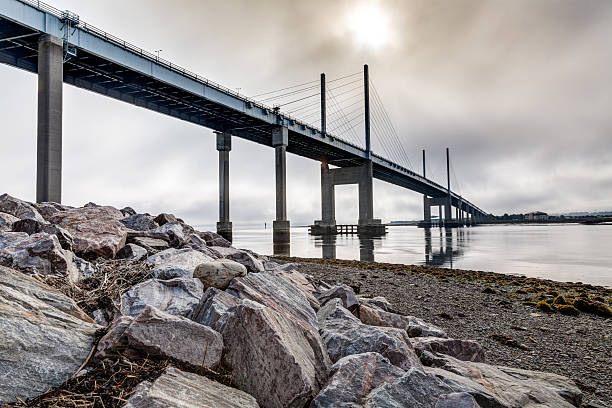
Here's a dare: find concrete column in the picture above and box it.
[272,127,290,244]
[438,205,443,225]
[445,201,452,224]
[37,34,63,204]
[321,163,335,225]
[358,161,374,225]
[216,132,232,241]
[423,196,431,225]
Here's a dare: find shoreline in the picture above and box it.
[274,256,612,406]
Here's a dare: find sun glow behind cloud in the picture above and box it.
[345,2,392,50]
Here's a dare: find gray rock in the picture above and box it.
[359,303,448,338]
[227,271,318,328]
[12,220,74,251]
[153,213,177,226]
[116,243,148,261]
[198,230,232,247]
[311,352,405,407]
[269,268,321,311]
[358,296,401,314]
[436,392,481,408]
[191,287,242,330]
[96,306,223,368]
[412,337,485,363]
[49,205,128,259]
[146,248,214,279]
[364,368,459,408]
[0,231,79,282]
[119,277,204,318]
[318,299,423,371]
[317,284,359,310]
[73,256,99,278]
[0,266,97,405]
[0,212,19,232]
[11,218,47,234]
[0,194,45,222]
[153,222,193,247]
[211,246,265,272]
[193,259,247,289]
[220,300,331,408]
[124,366,260,408]
[120,206,137,217]
[120,214,159,231]
[34,201,72,221]
[129,236,170,252]
[427,356,582,408]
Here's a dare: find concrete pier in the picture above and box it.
[272,127,290,245]
[216,132,232,241]
[36,34,63,204]
[312,160,384,236]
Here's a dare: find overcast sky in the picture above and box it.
[1,0,611,226]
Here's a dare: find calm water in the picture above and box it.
[222,224,612,287]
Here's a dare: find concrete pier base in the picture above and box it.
[216,221,233,242]
[273,220,290,245]
[216,132,232,241]
[36,34,63,204]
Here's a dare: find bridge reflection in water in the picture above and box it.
[273,227,470,267]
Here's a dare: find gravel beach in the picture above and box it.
[275,257,612,407]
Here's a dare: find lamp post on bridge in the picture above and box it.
[321,73,326,136]
[364,64,371,158]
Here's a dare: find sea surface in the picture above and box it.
[215,223,612,287]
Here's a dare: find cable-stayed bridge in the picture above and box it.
[0,0,489,245]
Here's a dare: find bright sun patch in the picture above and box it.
[346,2,392,50]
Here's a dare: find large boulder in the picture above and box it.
[427,356,582,408]
[358,296,401,314]
[191,287,242,330]
[116,243,148,261]
[268,267,321,311]
[146,248,214,279]
[412,337,485,363]
[12,219,74,251]
[0,266,97,405]
[0,231,79,282]
[120,214,159,231]
[96,306,223,368]
[128,235,170,252]
[318,299,422,371]
[316,284,359,310]
[436,393,480,408]
[0,212,19,231]
[153,213,177,226]
[119,277,204,318]
[220,301,331,408]
[227,271,318,329]
[49,205,128,259]
[198,230,232,247]
[211,246,264,272]
[125,367,260,408]
[193,259,247,289]
[34,201,72,221]
[311,352,405,407]
[359,303,447,338]
[153,222,193,247]
[0,194,45,223]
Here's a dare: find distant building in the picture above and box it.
[524,211,548,221]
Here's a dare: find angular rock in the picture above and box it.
[120,214,159,231]
[12,220,74,251]
[34,201,72,221]
[49,205,128,259]
[212,246,264,272]
[11,218,46,234]
[0,194,45,222]
[154,212,177,226]
[194,259,247,289]
[191,287,242,330]
[153,221,194,247]
[359,303,448,338]
[119,277,204,318]
[129,236,170,252]
[412,337,485,363]
[0,212,19,232]
[436,392,481,408]
[358,295,401,314]
[227,271,318,328]
[311,352,405,407]
[198,230,232,247]
[317,284,359,310]
[0,232,79,282]
[96,306,223,368]
[120,206,137,217]
[116,243,148,261]
[221,301,331,408]
[269,268,321,311]
[125,367,260,408]
[0,266,97,405]
[318,299,422,371]
[146,248,214,279]
[427,356,582,408]
[73,256,99,278]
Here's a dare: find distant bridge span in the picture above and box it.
[0,0,489,244]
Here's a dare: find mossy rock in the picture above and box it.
[482,286,497,294]
[557,305,580,316]
[553,295,567,305]
[573,298,612,318]
[522,301,537,306]
[536,301,555,313]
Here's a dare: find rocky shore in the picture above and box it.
[0,193,607,407]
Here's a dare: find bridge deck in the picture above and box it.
[0,0,486,215]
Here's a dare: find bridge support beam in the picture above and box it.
[216,132,232,241]
[422,196,432,227]
[36,34,63,204]
[272,127,290,245]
